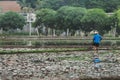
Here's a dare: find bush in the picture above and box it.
[33,40,92,47]
[0,41,27,45]
[116,41,120,46]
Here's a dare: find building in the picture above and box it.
[0,0,21,13]
[0,0,36,34]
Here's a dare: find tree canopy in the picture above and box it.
[17,0,120,12]
[0,11,25,31]
[81,8,110,34]
[57,6,87,31]
[17,0,37,8]
[34,8,57,29]
[15,0,120,36]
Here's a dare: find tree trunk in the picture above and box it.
[66,28,69,36]
[0,28,3,34]
[36,27,39,36]
[78,29,81,36]
[45,27,48,36]
[113,27,116,37]
[52,29,56,37]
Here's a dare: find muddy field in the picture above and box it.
[0,50,120,80]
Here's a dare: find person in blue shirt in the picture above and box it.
[93,31,102,54]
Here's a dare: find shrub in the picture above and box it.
[116,41,120,46]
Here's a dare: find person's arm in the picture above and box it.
[100,35,102,41]
[93,35,95,42]
[93,34,96,40]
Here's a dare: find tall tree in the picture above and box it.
[84,0,120,12]
[112,9,120,35]
[34,9,57,36]
[17,0,120,12]
[17,0,37,8]
[63,0,86,7]
[57,6,87,36]
[36,0,65,10]
[0,11,25,31]
[81,8,109,35]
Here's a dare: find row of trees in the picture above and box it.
[17,0,120,12]
[15,0,120,36]
[1,7,120,36]
[1,0,120,36]
[34,7,117,36]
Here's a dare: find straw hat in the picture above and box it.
[94,31,98,34]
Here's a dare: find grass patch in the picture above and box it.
[0,48,88,54]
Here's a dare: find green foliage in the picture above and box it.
[112,10,120,35]
[36,0,65,10]
[34,40,91,47]
[34,8,57,35]
[36,0,120,12]
[16,0,120,36]
[116,41,120,46]
[4,0,120,36]
[84,0,120,12]
[57,6,87,34]
[0,48,87,54]
[0,41,26,45]
[17,0,37,8]
[81,8,109,34]
[34,8,57,27]
[0,11,26,31]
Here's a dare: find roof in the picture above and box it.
[0,1,21,13]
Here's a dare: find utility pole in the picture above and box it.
[26,9,36,46]
[29,13,32,36]
[27,12,36,36]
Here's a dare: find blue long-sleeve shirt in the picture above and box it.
[93,34,102,43]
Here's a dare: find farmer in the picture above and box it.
[93,31,102,55]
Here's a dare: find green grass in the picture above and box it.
[0,48,88,54]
